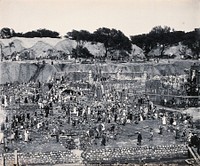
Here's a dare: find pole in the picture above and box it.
[2,154,5,166]
[14,150,18,166]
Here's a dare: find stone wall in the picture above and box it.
[0,144,188,165]
[0,150,80,166]
[81,144,188,164]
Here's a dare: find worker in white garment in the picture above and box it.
[24,129,29,142]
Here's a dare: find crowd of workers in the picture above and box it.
[0,75,199,154]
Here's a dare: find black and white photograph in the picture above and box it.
[0,0,200,165]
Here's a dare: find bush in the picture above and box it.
[72,46,94,59]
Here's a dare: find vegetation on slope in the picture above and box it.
[0,26,199,60]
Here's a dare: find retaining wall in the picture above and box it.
[0,150,80,166]
[0,144,188,165]
[82,144,188,164]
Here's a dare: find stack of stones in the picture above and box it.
[82,144,188,164]
[0,144,188,165]
[1,150,80,165]
[1,153,15,166]
[0,154,2,165]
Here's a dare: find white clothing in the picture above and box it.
[87,107,91,115]
[24,130,29,142]
[10,133,15,140]
[82,109,85,116]
[173,120,177,126]
[0,132,4,143]
[101,123,105,131]
[140,114,143,121]
[4,97,8,107]
[154,113,158,119]
[188,133,193,142]
[37,122,42,129]
[162,116,167,125]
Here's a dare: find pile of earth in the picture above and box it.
[0,37,145,59]
[148,46,192,59]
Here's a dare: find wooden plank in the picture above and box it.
[191,147,200,161]
[187,146,200,165]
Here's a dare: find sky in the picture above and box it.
[0,0,199,37]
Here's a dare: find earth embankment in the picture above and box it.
[0,60,198,84]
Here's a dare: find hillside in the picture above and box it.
[0,37,61,48]
[148,44,193,59]
[0,60,199,84]
[2,39,25,56]
[30,41,55,58]
[0,37,196,61]
[55,39,76,54]
[0,37,146,60]
[0,37,199,84]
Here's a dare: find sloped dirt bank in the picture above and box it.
[0,60,199,84]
